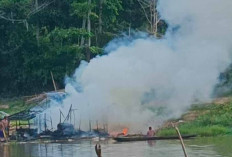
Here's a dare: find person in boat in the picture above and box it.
[1,116,9,136]
[147,126,155,137]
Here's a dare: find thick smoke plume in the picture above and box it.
[46,0,232,133]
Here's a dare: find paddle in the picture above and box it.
[2,129,8,142]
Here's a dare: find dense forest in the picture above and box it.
[0,0,168,97]
[0,0,231,97]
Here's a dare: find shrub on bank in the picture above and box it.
[157,125,231,137]
[158,102,232,137]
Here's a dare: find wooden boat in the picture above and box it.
[113,134,196,142]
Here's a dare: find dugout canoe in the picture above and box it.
[113,135,196,142]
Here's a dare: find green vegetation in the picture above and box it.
[158,102,232,137]
[0,0,167,97]
[0,98,36,116]
[1,0,232,138]
[158,124,231,137]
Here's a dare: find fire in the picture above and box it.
[109,127,129,137]
[122,128,128,135]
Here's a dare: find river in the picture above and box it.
[0,136,231,157]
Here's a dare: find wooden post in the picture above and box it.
[79,118,81,131]
[50,116,53,130]
[39,114,41,133]
[172,123,188,157]
[44,113,47,131]
[59,110,62,123]
[95,144,102,157]
[50,71,57,92]
[96,121,99,131]
[89,120,92,131]
[73,110,76,128]
[28,120,30,129]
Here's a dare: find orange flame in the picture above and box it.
[122,128,128,135]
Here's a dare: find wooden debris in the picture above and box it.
[50,71,57,92]
[25,93,47,104]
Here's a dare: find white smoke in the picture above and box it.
[48,0,232,133]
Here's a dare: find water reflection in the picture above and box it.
[0,137,231,157]
[147,140,156,147]
[2,144,9,157]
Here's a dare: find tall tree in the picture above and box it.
[98,0,103,34]
[86,0,91,62]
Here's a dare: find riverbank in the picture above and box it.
[1,96,232,137]
[158,98,232,137]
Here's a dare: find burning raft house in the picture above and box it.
[7,92,109,141]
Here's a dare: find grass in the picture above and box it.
[158,125,232,137]
[158,102,232,137]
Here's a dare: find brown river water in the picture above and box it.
[0,136,231,157]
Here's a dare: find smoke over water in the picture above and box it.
[46,0,232,133]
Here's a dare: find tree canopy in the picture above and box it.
[0,0,167,97]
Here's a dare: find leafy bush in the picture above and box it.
[158,102,232,137]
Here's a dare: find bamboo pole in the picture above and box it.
[172,123,188,157]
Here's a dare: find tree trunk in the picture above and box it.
[86,0,91,62]
[99,0,103,34]
[155,11,158,35]
[81,16,86,46]
[151,0,158,36]
[95,29,98,46]
[35,0,40,46]
[150,0,155,34]
[154,0,158,35]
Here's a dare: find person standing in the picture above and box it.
[0,121,5,142]
[2,116,9,137]
[147,126,155,137]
